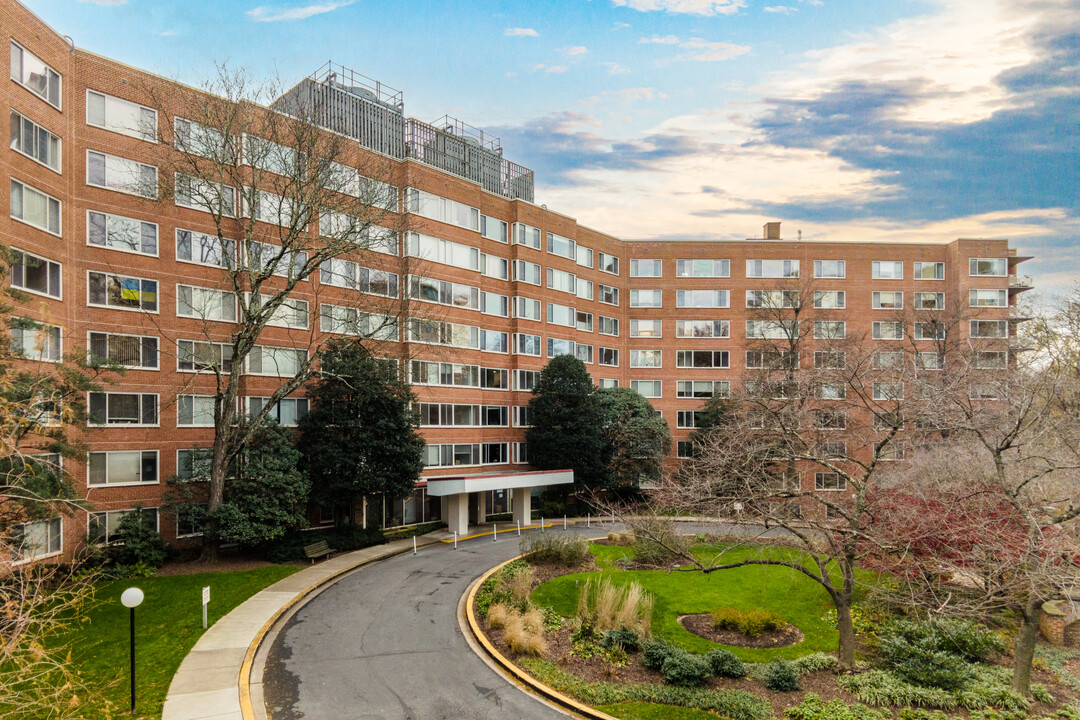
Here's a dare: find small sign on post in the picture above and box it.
[201,586,210,629]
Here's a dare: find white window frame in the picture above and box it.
[88,270,158,313]
[9,40,61,109]
[86,149,158,199]
[87,450,159,487]
[9,109,61,172]
[11,249,62,299]
[87,209,159,257]
[9,178,61,236]
[86,89,157,142]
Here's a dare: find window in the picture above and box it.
[975,351,1008,369]
[630,289,661,308]
[416,403,480,427]
[178,339,233,372]
[89,332,158,369]
[598,252,619,275]
[746,259,798,278]
[970,289,1008,307]
[324,161,397,208]
[513,333,541,356]
[87,90,156,141]
[970,258,1007,276]
[675,320,728,339]
[872,261,903,279]
[631,319,663,338]
[11,319,60,362]
[177,284,236,322]
[513,442,529,464]
[677,259,729,277]
[546,267,576,294]
[480,329,508,353]
[88,210,157,256]
[814,409,847,430]
[480,215,508,242]
[599,284,619,306]
[513,297,542,321]
[320,305,397,340]
[746,320,795,339]
[814,290,845,309]
[10,41,61,108]
[630,349,662,368]
[174,117,230,158]
[746,290,796,309]
[816,382,846,400]
[814,260,845,278]
[599,316,619,336]
[746,349,796,369]
[914,261,944,280]
[678,289,729,308]
[10,178,61,235]
[872,321,904,340]
[677,411,702,429]
[480,367,509,390]
[547,302,575,327]
[87,150,157,198]
[480,252,509,280]
[576,344,593,364]
[248,293,308,329]
[814,350,845,369]
[10,249,61,299]
[406,188,479,231]
[514,369,540,391]
[422,444,481,467]
[88,392,158,426]
[547,232,576,259]
[176,449,212,481]
[9,110,61,171]
[248,241,307,279]
[814,321,846,339]
[246,345,307,376]
[873,351,905,370]
[873,382,904,401]
[12,517,61,562]
[88,508,159,543]
[406,232,479,271]
[89,271,157,312]
[815,472,846,491]
[358,267,398,297]
[177,395,216,426]
[410,361,480,388]
[677,442,693,459]
[631,380,661,398]
[409,275,479,310]
[513,260,542,285]
[914,321,946,340]
[872,291,903,310]
[246,396,309,426]
[513,222,542,249]
[677,380,729,398]
[547,337,576,358]
[241,134,299,174]
[598,347,619,366]
[913,292,944,310]
[576,277,594,301]
[408,319,479,348]
[630,259,662,277]
[814,441,847,460]
[175,173,236,217]
[916,352,944,370]
[576,311,593,332]
[88,451,158,486]
[481,291,509,317]
[576,245,594,268]
[970,320,1008,338]
[970,383,1000,400]
[597,378,619,389]
[676,350,729,368]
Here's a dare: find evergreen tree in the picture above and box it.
[525,355,605,489]
[596,387,672,489]
[214,421,310,545]
[298,339,423,514]
[685,392,735,456]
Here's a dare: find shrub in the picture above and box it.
[662,651,713,687]
[112,510,169,568]
[707,648,747,678]
[628,516,688,566]
[504,612,547,656]
[713,607,785,637]
[577,577,653,635]
[878,620,978,690]
[838,671,961,709]
[764,660,802,692]
[786,694,891,720]
[642,638,680,671]
[520,532,589,566]
[487,602,511,629]
[792,652,839,674]
[603,628,641,653]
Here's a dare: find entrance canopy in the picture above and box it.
[424,469,573,497]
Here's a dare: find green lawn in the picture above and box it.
[597,702,728,719]
[531,542,875,661]
[54,565,298,719]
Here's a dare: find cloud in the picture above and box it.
[246,0,354,22]
[602,62,631,75]
[639,34,681,44]
[564,46,589,55]
[613,21,631,29]
[156,29,178,36]
[504,27,539,36]
[764,5,796,13]
[612,0,746,16]
[533,64,569,74]
[678,38,752,61]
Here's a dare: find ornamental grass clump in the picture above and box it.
[487,602,512,630]
[577,576,653,635]
[507,565,537,603]
[504,610,548,656]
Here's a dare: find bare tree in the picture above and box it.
[141,65,407,559]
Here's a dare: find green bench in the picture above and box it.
[303,540,333,564]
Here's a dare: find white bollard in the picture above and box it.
[413,536,417,555]
[564,515,567,530]
[493,524,497,542]
[541,516,544,532]
[453,531,458,549]
[612,510,615,525]
[587,513,591,528]
[517,521,521,536]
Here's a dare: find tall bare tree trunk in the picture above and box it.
[835,597,857,671]
[1012,599,1042,695]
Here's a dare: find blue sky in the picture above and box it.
[25,0,1079,296]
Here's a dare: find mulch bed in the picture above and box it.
[679,613,805,648]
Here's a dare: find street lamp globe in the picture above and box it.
[121,587,144,608]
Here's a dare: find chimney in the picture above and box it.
[763,222,781,240]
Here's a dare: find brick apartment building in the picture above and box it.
[2,0,1030,560]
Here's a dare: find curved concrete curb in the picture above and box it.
[161,535,439,720]
[464,553,619,720]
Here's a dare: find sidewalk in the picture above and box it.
[161,534,442,720]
